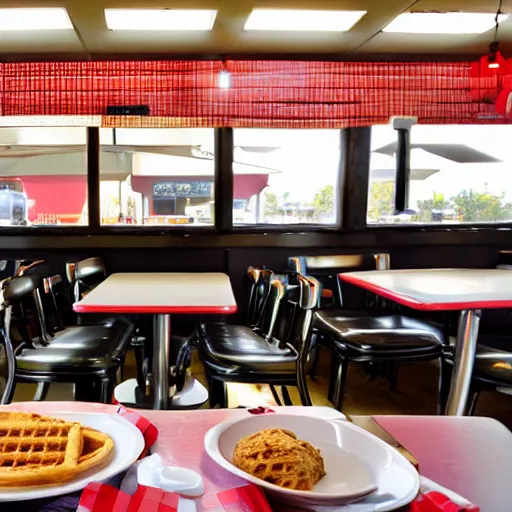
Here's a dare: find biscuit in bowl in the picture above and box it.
[233,428,325,491]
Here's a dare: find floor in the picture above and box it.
[13,347,512,430]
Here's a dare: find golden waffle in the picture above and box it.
[0,411,114,487]
[233,428,325,491]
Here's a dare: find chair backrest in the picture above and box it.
[289,253,390,310]
[74,257,107,302]
[2,275,49,348]
[0,280,16,404]
[17,260,50,278]
[43,275,69,332]
[246,267,273,328]
[0,305,16,404]
[257,278,286,342]
[0,260,16,281]
[270,275,320,357]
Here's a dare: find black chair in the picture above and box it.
[3,275,135,403]
[200,273,319,408]
[196,266,274,406]
[463,347,512,415]
[70,257,149,388]
[0,260,17,281]
[290,253,445,411]
[0,305,15,404]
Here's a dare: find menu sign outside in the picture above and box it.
[153,182,212,197]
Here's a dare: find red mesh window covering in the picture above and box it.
[0,60,504,127]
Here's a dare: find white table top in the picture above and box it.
[339,268,512,311]
[73,272,237,315]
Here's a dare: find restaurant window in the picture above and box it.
[367,124,512,225]
[0,126,88,227]
[99,128,214,227]
[232,129,340,226]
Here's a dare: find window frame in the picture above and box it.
[366,123,512,229]
[0,121,510,248]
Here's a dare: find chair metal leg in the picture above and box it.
[438,357,453,415]
[333,358,349,412]
[297,359,313,406]
[269,384,283,406]
[134,343,146,389]
[308,335,321,380]
[466,390,480,416]
[388,363,400,391]
[281,386,293,406]
[328,353,338,404]
[99,374,114,404]
[216,380,228,408]
[33,382,50,401]
[206,374,218,408]
[209,377,228,408]
[368,363,379,381]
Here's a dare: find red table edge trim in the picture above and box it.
[339,273,512,311]
[73,304,238,314]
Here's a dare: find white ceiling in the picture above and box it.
[0,0,508,58]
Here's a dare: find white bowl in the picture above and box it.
[204,414,399,507]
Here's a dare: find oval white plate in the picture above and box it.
[204,414,419,508]
[0,411,145,502]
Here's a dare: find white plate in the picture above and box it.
[204,414,420,510]
[0,411,145,502]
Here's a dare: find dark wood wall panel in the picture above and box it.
[1,243,503,323]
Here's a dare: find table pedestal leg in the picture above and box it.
[446,309,481,416]
[153,314,171,410]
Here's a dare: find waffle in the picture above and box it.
[233,428,325,491]
[0,411,114,487]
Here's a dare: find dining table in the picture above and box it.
[3,401,512,512]
[73,272,237,410]
[339,268,512,416]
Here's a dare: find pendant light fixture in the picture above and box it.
[486,0,505,70]
[217,58,231,89]
[469,0,508,86]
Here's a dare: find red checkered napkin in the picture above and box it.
[408,491,479,512]
[78,483,270,512]
[203,484,273,511]
[78,484,179,512]
[407,477,480,512]
[116,406,159,456]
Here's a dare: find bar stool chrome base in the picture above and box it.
[113,377,209,410]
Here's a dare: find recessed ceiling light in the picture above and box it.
[383,12,508,34]
[244,9,367,32]
[0,8,72,31]
[105,9,217,31]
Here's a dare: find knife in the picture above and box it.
[346,415,419,470]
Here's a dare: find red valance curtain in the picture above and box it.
[0,60,505,127]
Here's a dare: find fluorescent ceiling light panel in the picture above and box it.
[383,12,508,34]
[244,9,367,32]
[105,9,217,31]
[0,8,72,31]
